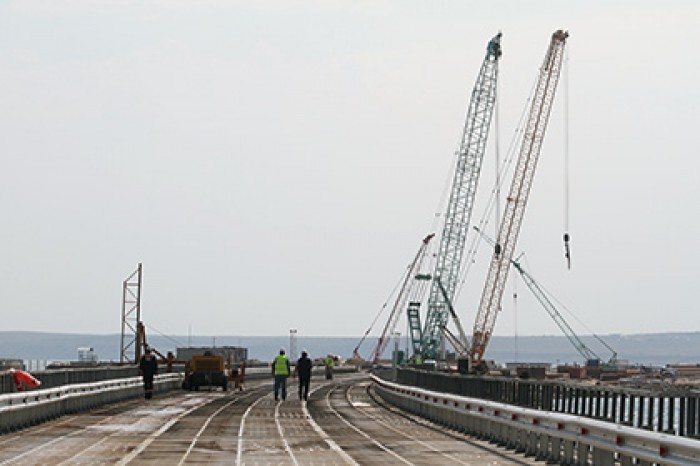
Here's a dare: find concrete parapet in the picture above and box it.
[0,374,182,434]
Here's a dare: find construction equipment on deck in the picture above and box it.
[182,352,228,391]
[415,32,503,360]
[470,30,568,367]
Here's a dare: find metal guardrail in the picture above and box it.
[395,367,700,438]
[372,374,700,466]
[0,374,182,434]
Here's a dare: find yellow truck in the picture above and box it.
[182,352,228,391]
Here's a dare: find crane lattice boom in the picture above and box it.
[418,33,502,359]
[470,30,568,365]
[372,233,434,364]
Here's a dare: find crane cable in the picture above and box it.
[563,44,571,269]
[519,253,616,360]
[455,72,539,303]
[353,261,412,359]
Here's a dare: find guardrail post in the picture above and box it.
[562,437,575,464]
[525,430,538,457]
[576,440,589,465]
[514,427,527,454]
[548,435,562,463]
[620,453,634,466]
[535,433,549,461]
[592,446,614,466]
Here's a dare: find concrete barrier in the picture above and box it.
[373,374,700,466]
[0,366,141,394]
[0,374,182,434]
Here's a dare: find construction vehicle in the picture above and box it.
[470,30,568,368]
[182,351,228,391]
[132,322,245,391]
[415,32,502,360]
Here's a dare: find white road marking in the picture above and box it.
[176,393,252,466]
[325,385,414,465]
[348,383,474,465]
[235,395,266,466]
[116,400,212,466]
[274,400,300,466]
[302,383,359,465]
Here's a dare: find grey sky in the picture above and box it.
[1,1,698,340]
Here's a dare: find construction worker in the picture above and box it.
[139,347,158,400]
[272,348,290,401]
[324,354,335,380]
[294,350,312,401]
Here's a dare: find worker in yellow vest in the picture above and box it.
[272,348,291,401]
[324,354,335,380]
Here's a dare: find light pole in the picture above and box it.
[290,329,298,361]
[392,332,401,369]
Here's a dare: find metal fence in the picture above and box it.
[395,368,700,439]
[374,374,700,466]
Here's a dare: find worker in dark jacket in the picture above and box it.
[139,347,158,399]
[295,350,312,401]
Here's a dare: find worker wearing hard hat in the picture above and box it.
[139,347,158,400]
[272,348,291,401]
[324,354,335,380]
[294,350,312,401]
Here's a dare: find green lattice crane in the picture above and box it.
[413,33,502,359]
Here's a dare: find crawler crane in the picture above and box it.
[371,234,434,364]
[415,32,503,360]
[470,30,569,367]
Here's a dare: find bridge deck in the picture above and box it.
[0,373,541,465]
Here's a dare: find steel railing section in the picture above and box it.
[372,374,700,466]
[0,373,182,434]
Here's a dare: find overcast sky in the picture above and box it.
[1,1,698,342]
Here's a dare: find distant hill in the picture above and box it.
[1,331,698,366]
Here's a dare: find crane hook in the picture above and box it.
[563,233,571,269]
